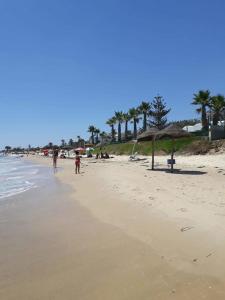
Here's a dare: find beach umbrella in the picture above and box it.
[75,147,85,151]
[137,127,159,142]
[137,127,159,170]
[156,124,190,172]
[86,147,94,151]
[75,147,85,154]
[156,124,190,139]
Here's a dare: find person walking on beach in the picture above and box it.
[75,151,81,174]
[53,148,59,169]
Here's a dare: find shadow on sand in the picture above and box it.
[146,168,207,175]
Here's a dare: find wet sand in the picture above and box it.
[0,174,188,300]
[1,155,225,299]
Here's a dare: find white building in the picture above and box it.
[183,123,202,132]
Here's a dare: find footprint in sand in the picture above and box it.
[132,188,140,192]
[180,226,194,232]
[215,213,225,217]
[179,208,187,212]
[206,253,213,258]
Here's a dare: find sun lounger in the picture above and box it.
[129,152,140,161]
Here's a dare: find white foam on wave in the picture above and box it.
[5,176,24,180]
[0,156,45,200]
[0,184,36,199]
[0,187,37,199]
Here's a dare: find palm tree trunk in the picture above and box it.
[125,121,128,140]
[133,120,137,139]
[91,132,94,144]
[111,125,115,142]
[143,113,147,131]
[202,104,208,130]
[118,123,121,142]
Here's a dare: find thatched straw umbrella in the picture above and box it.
[137,127,159,170]
[137,128,159,142]
[156,124,190,172]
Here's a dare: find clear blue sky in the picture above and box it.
[0,0,225,148]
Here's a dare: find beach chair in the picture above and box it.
[129,152,140,161]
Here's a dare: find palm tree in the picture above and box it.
[100,131,107,143]
[123,112,131,140]
[114,111,124,142]
[94,128,100,143]
[210,94,225,125]
[68,139,74,147]
[129,108,140,139]
[5,146,11,153]
[106,117,117,142]
[192,90,211,130]
[61,139,65,147]
[76,136,82,147]
[88,125,96,144]
[138,101,151,131]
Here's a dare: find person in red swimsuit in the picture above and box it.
[75,151,81,174]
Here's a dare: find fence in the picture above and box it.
[211,125,225,140]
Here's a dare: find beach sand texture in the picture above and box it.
[1,154,225,299]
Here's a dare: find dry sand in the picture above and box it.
[1,154,225,299]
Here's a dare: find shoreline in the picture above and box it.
[1,154,225,299]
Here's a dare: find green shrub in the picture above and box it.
[94,137,198,156]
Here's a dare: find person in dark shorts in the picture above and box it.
[104,152,109,159]
[53,148,59,169]
[75,151,81,174]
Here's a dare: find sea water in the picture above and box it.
[0,155,50,200]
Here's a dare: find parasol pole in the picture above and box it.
[131,141,136,156]
[171,138,175,173]
[151,136,155,170]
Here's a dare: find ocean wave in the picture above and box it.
[0,156,49,200]
[5,176,24,180]
[0,186,35,199]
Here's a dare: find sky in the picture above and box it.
[0,0,225,149]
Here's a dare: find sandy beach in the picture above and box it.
[1,154,225,299]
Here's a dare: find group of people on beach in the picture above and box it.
[96,151,109,159]
[53,149,81,174]
[52,148,110,174]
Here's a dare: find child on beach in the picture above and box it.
[75,151,81,174]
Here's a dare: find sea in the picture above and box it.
[0,155,51,200]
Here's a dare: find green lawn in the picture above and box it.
[95,137,198,156]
